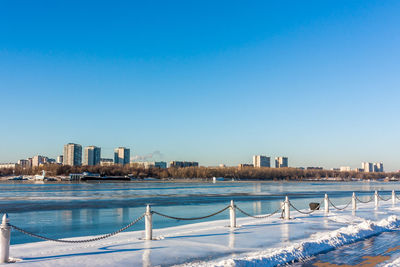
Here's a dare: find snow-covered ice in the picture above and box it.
[3,201,400,266]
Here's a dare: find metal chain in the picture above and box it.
[235,205,282,219]
[378,195,391,201]
[152,205,230,221]
[289,201,323,215]
[328,199,352,211]
[355,196,374,204]
[10,213,145,243]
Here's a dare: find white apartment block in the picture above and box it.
[114,147,130,165]
[63,143,82,166]
[275,157,288,168]
[253,155,271,168]
[84,146,101,166]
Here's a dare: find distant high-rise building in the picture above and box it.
[376,162,384,173]
[84,146,101,166]
[32,155,45,167]
[18,159,30,169]
[114,147,130,165]
[275,157,288,168]
[362,162,374,173]
[27,158,33,167]
[56,155,64,164]
[253,155,271,168]
[63,143,82,166]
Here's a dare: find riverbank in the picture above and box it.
[1,165,397,182]
[3,198,400,266]
[0,175,398,183]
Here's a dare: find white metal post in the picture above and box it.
[392,190,396,205]
[324,194,329,213]
[284,196,290,220]
[352,192,357,211]
[145,205,152,241]
[0,214,10,264]
[230,200,236,228]
[374,190,379,209]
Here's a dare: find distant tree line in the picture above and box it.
[0,165,399,181]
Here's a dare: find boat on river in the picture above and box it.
[8,176,27,181]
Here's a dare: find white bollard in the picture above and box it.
[375,190,379,209]
[392,190,396,205]
[0,214,10,264]
[145,205,152,241]
[284,196,290,220]
[352,192,357,211]
[230,200,236,228]
[324,194,329,213]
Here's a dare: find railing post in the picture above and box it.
[0,214,10,264]
[352,192,357,211]
[230,200,236,228]
[324,194,329,213]
[392,190,396,205]
[284,196,290,220]
[374,190,379,209]
[145,205,152,241]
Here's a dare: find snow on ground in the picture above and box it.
[3,201,400,266]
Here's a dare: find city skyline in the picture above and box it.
[0,141,390,172]
[1,1,400,170]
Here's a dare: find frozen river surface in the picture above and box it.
[4,193,400,266]
[0,180,399,245]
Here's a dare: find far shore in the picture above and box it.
[1,165,399,182]
[0,175,397,183]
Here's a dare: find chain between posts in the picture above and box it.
[378,195,391,201]
[234,205,282,219]
[289,200,324,215]
[355,196,374,204]
[328,199,352,211]
[10,213,145,243]
[152,205,230,221]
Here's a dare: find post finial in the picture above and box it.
[1,214,8,226]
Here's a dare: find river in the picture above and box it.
[1,180,398,245]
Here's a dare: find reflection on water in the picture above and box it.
[142,240,152,267]
[281,222,290,244]
[1,180,399,245]
[228,230,235,249]
[293,230,400,267]
[253,201,262,214]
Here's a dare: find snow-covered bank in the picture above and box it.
[189,215,400,267]
[3,201,400,266]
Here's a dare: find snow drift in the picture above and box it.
[182,215,400,267]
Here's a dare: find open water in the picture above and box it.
[1,180,399,245]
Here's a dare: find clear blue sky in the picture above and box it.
[1,1,400,170]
